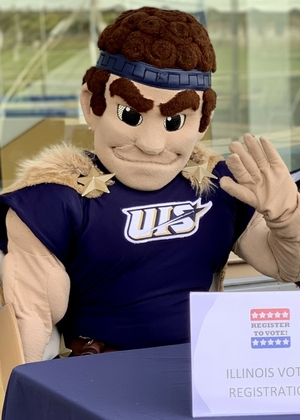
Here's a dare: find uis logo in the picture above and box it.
[122,198,212,244]
[250,308,291,349]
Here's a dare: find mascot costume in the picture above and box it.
[0,7,300,362]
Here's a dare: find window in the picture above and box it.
[0,0,299,187]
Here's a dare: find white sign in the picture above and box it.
[190,291,300,417]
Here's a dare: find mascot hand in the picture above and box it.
[220,133,298,221]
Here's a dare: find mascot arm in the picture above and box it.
[232,209,300,282]
[221,134,300,283]
[3,209,70,362]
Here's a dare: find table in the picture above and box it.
[1,343,298,420]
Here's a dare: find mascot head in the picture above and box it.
[80,7,217,191]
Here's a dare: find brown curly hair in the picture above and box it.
[83,7,217,133]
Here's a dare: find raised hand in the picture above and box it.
[220,133,298,221]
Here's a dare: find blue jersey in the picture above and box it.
[0,158,255,349]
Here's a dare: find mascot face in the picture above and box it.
[88,75,205,191]
[80,7,217,191]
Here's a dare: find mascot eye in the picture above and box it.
[117,105,143,126]
[163,114,186,132]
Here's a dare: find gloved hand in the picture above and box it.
[220,133,298,222]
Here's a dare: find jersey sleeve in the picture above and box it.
[0,183,84,266]
[213,160,256,245]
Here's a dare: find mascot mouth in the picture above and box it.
[112,145,178,165]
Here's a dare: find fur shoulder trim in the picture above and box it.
[1,143,110,198]
[1,142,224,197]
[185,142,224,194]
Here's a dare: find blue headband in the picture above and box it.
[95,51,211,91]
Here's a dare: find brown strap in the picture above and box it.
[68,338,116,356]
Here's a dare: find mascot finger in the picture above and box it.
[220,176,257,207]
[225,153,255,185]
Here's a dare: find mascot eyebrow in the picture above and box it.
[109,78,154,113]
[159,90,200,116]
[109,78,200,116]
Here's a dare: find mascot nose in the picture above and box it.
[135,135,165,155]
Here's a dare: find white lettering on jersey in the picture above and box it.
[122,198,212,244]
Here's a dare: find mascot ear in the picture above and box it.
[80,83,96,130]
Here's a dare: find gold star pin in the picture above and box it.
[78,167,115,196]
[182,160,218,184]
